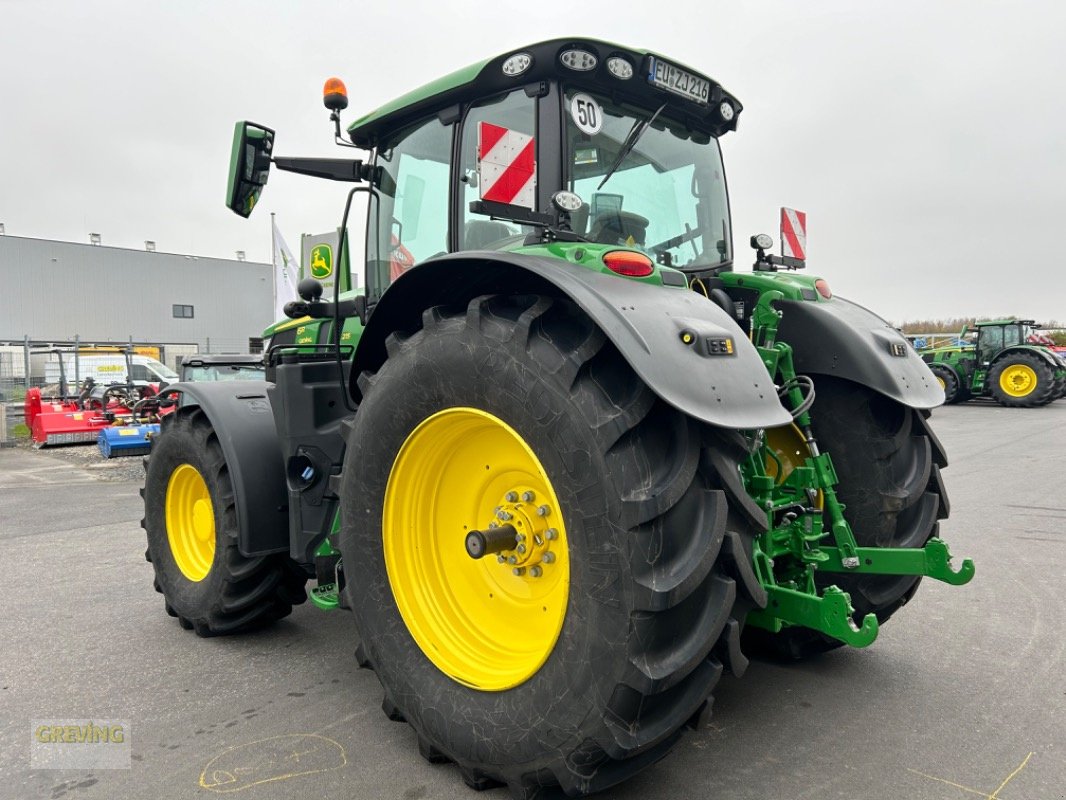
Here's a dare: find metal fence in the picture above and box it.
[0,335,262,428]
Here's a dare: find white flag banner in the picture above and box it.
[273,219,299,322]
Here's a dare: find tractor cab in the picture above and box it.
[360,79,734,294]
[341,40,740,306]
[974,318,1034,363]
[228,39,741,311]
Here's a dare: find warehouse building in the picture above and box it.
[0,234,273,382]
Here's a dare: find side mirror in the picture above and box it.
[226,121,275,218]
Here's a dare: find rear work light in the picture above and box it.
[815,278,832,299]
[502,53,533,76]
[560,49,597,71]
[603,250,654,277]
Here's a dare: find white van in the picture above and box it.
[45,354,179,387]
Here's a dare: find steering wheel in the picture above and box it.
[649,223,704,254]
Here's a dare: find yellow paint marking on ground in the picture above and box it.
[907,752,1035,800]
[906,769,992,798]
[198,733,347,793]
[989,751,1034,799]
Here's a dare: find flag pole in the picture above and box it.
[270,212,277,320]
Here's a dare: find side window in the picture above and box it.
[367,116,452,302]
[130,364,150,381]
[459,91,536,250]
[980,327,1003,356]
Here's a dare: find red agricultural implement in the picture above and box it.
[24,349,164,447]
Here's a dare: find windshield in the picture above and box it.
[145,358,179,381]
[564,90,731,270]
[183,364,264,382]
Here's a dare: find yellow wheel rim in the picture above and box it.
[765,424,823,507]
[935,375,946,390]
[383,407,570,691]
[165,463,216,582]
[999,364,1038,397]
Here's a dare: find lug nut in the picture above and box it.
[529,566,543,578]
[496,554,506,563]
[522,491,535,502]
[512,567,525,576]
[537,505,550,517]
[497,510,513,521]
[488,521,499,529]
[505,491,518,502]
[541,552,555,564]
[507,555,518,565]
[546,528,558,540]
[516,532,526,542]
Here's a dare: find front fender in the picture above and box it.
[776,296,945,409]
[159,381,288,556]
[354,253,792,430]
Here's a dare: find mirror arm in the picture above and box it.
[272,156,378,183]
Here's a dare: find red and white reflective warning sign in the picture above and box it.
[478,122,536,209]
[780,207,807,261]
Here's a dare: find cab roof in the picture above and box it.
[974,318,1036,327]
[346,37,741,148]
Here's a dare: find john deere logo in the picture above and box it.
[310,244,333,279]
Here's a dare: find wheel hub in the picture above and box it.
[473,488,560,577]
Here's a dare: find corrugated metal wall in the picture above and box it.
[0,235,272,351]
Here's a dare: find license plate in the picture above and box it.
[647,57,710,105]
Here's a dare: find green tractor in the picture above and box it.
[921,318,1066,406]
[142,39,974,797]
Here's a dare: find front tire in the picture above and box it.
[928,363,961,404]
[340,295,766,797]
[143,408,307,635]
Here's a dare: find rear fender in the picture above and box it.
[994,345,1063,370]
[353,253,792,430]
[160,381,288,557]
[775,297,945,409]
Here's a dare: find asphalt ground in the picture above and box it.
[1,401,1063,800]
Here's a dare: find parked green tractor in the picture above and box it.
[143,39,974,797]
[921,318,1066,406]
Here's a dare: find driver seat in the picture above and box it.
[588,210,649,246]
[464,220,513,250]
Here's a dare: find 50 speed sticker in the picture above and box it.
[570,93,603,136]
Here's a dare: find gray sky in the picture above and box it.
[2,1,1063,323]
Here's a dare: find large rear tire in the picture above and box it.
[989,352,1056,407]
[747,376,950,659]
[339,295,766,797]
[142,408,308,636]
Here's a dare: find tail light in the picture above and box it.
[603,250,654,277]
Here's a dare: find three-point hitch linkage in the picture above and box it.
[738,284,975,646]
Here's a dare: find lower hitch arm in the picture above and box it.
[817,537,976,586]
